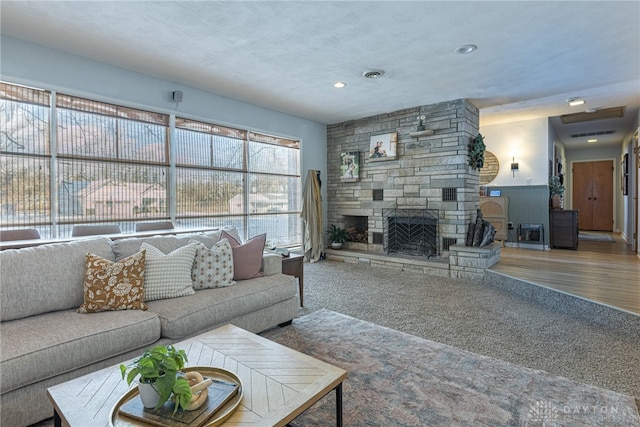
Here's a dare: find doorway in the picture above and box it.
[635,130,639,254]
[572,160,614,231]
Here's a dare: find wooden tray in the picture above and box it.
[109,366,243,427]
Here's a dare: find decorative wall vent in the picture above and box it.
[373,189,384,201]
[442,237,457,251]
[442,188,457,202]
[372,232,384,244]
[570,130,615,138]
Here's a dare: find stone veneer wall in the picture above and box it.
[327,99,480,255]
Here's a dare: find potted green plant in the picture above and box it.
[327,224,349,249]
[549,175,565,210]
[120,345,192,414]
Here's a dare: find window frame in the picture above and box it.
[0,82,302,245]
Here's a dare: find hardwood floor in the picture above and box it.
[490,232,640,316]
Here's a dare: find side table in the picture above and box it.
[282,254,304,307]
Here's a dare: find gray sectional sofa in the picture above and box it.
[0,229,298,426]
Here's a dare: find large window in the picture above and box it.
[55,94,170,236]
[0,82,302,245]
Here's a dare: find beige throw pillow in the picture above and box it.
[78,250,147,313]
[190,238,236,289]
[141,242,198,301]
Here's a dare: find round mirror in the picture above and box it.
[479,151,499,185]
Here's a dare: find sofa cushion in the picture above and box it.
[141,242,198,301]
[111,227,241,261]
[113,233,215,261]
[222,231,266,280]
[78,250,148,313]
[0,309,161,394]
[145,273,297,340]
[0,237,114,322]
[190,239,235,289]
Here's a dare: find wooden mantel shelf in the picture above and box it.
[409,129,435,138]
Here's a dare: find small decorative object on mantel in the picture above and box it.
[549,175,565,210]
[417,115,426,131]
[468,133,486,170]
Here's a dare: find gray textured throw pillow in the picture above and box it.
[140,242,197,301]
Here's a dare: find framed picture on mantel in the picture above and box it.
[368,132,397,161]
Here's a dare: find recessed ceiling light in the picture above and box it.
[362,70,385,79]
[587,138,598,143]
[334,82,347,88]
[567,98,585,107]
[456,44,477,54]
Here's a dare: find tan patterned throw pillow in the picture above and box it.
[190,238,235,289]
[78,250,147,313]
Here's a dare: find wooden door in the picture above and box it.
[591,161,613,230]
[629,131,640,255]
[572,160,613,231]
[573,162,593,228]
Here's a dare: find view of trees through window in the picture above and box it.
[0,82,302,246]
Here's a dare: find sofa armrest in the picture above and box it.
[262,253,282,276]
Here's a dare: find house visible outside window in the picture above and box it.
[0,82,302,246]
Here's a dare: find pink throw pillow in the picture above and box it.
[221,231,266,280]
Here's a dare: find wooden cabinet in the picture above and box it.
[281,254,304,307]
[550,210,579,249]
[479,196,509,242]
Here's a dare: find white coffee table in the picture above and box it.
[47,324,347,426]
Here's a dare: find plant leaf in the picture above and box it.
[173,377,193,413]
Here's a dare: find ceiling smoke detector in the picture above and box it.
[362,70,385,79]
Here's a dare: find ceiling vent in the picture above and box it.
[560,106,625,124]
[362,70,385,79]
[570,130,615,138]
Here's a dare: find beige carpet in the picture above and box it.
[295,259,640,399]
[263,309,640,426]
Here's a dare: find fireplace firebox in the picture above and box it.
[383,209,439,258]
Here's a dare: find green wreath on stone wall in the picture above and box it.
[468,133,486,170]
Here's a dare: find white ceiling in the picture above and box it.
[2,1,639,150]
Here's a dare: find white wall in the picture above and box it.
[1,36,328,230]
[479,118,550,187]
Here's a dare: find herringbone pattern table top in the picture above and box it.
[47,324,346,427]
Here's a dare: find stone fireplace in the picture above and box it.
[327,98,480,259]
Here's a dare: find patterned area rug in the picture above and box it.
[262,309,640,426]
[579,232,616,242]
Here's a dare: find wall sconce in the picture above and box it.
[510,157,519,177]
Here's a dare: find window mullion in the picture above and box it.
[169,114,177,223]
[50,91,58,238]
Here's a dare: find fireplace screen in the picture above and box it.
[383,209,439,258]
